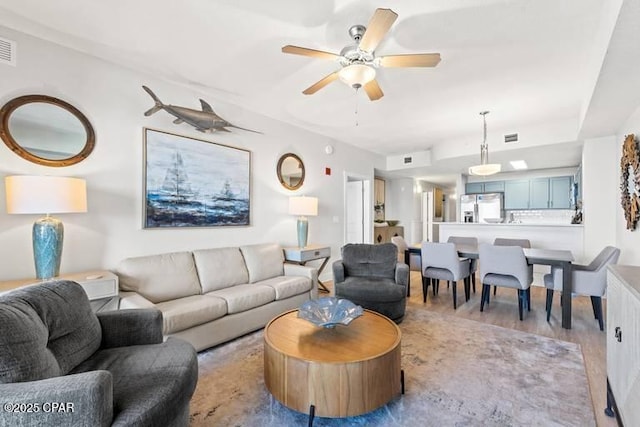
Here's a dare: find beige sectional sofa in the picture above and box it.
[114,243,318,351]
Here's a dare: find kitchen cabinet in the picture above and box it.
[529,178,550,209]
[550,176,572,208]
[606,266,640,426]
[504,180,530,209]
[465,181,504,194]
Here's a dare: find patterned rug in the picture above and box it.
[190,309,595,426]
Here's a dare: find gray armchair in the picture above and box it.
[0,280,198,427]
[544,246,620,330]
[333,243,408,323]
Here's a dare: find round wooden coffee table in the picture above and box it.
[264,309,402,420]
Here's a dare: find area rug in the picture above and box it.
[189,309,595,426]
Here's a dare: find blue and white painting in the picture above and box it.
[144,128,250,228]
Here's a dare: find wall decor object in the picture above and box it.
[142,86,261,134]
[143,128,250,228]
[0,94,95,167]
[620,133,640,230]
[277,152,305,190]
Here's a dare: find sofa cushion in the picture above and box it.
[255,276,312,300]
[0,281,102,383]
[205,284,275,314]
[193,247,249,292]
[240,243,284,283]
[116,251,202,303]
[155,295,227,334]
[70,338,197,427]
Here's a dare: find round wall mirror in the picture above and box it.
[277,153,305,190]
[621,134,640,230]
[0,94,95,167]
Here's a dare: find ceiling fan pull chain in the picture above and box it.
[354,87,360,126]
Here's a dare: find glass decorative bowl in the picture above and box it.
[298,297,364,328]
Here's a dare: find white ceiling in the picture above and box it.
[1,0,638,186]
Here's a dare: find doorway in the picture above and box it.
[344,173,372,244]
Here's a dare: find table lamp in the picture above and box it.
[289,196,318,248]
[5,175,87,280]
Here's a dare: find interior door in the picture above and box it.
[346,180,364,243]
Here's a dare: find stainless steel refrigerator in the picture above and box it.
[459,193,504,223]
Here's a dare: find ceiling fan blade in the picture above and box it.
[363,79,384,101]
[358,8,398,53]
[302,71,339,95]
[282,45,339,61]
[379,53,442,68]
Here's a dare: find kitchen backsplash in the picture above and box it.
[506,209,575,224]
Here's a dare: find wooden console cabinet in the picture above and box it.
[374,226,404,244]
[606,265,640,425]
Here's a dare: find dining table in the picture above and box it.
[405,243,575,329]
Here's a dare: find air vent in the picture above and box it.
[0,37,16,66]
[403,156,413,164]
[504,133,518,143]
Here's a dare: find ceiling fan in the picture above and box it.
[282,8,441,101]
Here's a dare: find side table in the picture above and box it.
[283,244,331,293]
[0,270,119,312]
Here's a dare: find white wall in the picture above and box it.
[0,27,383,280]
[581,136,617,262]
[385,178,414,241]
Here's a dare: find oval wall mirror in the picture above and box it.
[0,94,95,167]
[277,153,305,190]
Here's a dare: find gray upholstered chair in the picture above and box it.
[492,238,531,296]
[479,243,533,320]
[391,235,421,297]
[447,236,478,293]
[421,242,471,309]
[333,243,408,323]
[0,280,198,427]
[544,246,620,330]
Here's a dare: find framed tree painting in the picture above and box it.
[143,128,250,228]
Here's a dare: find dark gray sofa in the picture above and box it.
[333,243,409,322]
[0,280,198,427]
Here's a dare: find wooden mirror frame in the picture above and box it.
[620,134,640,230]
[0,94,96,167]
[276,153,305,190]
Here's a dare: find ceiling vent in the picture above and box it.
[403,156,413,164]
[504,133,518,143]
[0,37,16,66]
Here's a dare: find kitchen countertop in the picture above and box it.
[438,222,583,227]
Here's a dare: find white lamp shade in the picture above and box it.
[289,196,318,216]
[5,175,88,214]
[468,163,502,176]
[338,64,376,87]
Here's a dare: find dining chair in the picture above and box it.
[478,243,533,321]
[543,246,620,330]
[491,238,531,297]
[447,236,478,293]
[391,236,422,297]
[421,242,471,309]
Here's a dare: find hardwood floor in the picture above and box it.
[324,273,616,426]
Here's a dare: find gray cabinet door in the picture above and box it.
[504,180,530,209]
[465,182,484,194]
[550,176,572,209]
[483,181,505,193]
[529,179,550,209]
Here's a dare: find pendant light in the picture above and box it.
[469,111,501,176]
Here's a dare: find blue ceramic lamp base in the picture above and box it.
[297,217,308,248]
[33,215,64,280]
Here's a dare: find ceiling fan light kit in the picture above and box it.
[469,111,501,176]
[282,8,441,101]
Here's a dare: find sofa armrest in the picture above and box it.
[332,260,345,284]
[97,309,163,348]
[0,371,113,427]
[118,291,156,309]
[284,263,319,299]
[395,263,409,288]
